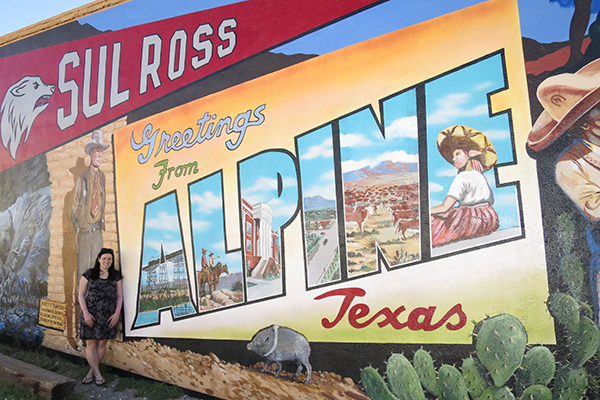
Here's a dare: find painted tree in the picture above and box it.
[551,0,600,65]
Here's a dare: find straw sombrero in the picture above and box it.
[437,125,497,172]
[527,58,600,151]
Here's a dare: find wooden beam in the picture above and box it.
[0,353,75,400]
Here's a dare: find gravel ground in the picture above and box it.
[73,376,206,400]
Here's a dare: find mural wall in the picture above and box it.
[1,0,598,398]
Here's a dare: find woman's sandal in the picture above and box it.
[95,378,105,386]
[81,376,94,385]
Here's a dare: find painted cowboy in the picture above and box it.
[208,252,219,272]
[201,248,209,271]
[527,58,600,324]
[71,130,110,281]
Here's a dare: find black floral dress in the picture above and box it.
[80,269,122,341]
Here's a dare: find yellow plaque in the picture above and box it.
[38,299,66,331]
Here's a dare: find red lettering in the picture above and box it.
[348,303,370,328]
[407,307,437,331]
[314,287,467,332]
[376,306,407,329]
[440,303,468,331]
[314,287,366,328]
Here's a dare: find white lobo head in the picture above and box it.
[0,76,55,159]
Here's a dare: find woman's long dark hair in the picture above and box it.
[88,248,121,280]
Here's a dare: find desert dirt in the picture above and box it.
[45,335,370,400]
[343,174,421,277]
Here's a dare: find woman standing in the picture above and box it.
[78,248,123,386]
[430,125,499,247]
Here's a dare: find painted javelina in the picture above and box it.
[247,324,312,383]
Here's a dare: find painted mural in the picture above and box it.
[1,0,600,398]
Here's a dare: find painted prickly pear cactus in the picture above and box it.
[479,385,515,400]
[413,349,439,397]
[386,354,426,400]
[556,212,585,302]
[474,314,527,387]
[462,356,490,399]
[361,366,400,400]
[553,364,588,400]
[547,292,581,333]
[520,384,552,400]
[437,364,469,400]
[360,292,600,400]
[514,346,555,396]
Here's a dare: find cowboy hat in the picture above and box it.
[527,58,600,151]
[437,125,497,172]
[84,130,110,155]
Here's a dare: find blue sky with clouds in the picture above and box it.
[239,152,299,232]
[189,173,243,275]
[425,54,520,231]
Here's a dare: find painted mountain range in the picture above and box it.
[343,160,418,181]
[303,195,336,210]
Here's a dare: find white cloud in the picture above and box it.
[303,170,336,199]
[320,170,335,183]
[435,167,457,177]
[474,81,494,91]
[244,175,297,198]
[146,239,182,254]
[385,116,418,139]
[429,182,445,192]
[301,138,333,160]
[244,176,278,195]
[377,150,418,164]
[482,129,509,141]
[303,183,336,200]
[190,191,222,214]
[342,150,418,172]
[270,197,299,218]
[341,133,372,148]
[192,218,210,232]
[428,92,488,125]
[146,211,180,231]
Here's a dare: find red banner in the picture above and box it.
[0,0,383,171]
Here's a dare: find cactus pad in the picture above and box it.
[580,302,594,320]
[475,314,527,387]
[559,254,585,301]
[519,385,551,400]
[514,346,555,396]
[413,349,438,397]
[386,354,425,400]
[553,364,588,400]
[437,364,469,400]
[479,386,516,400]
[567,315,600,367]
[547,292,580,333]
[462,356,490,399]
[361,366,399,400]
[557,212,575,254]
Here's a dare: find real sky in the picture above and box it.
[0,0,594,46]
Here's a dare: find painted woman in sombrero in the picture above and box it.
[528,58,600,324]
[430,125,499,247]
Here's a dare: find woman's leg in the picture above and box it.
[96,340,109,371]
[85,340,102,380]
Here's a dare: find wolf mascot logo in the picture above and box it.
[0,76,55,159]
